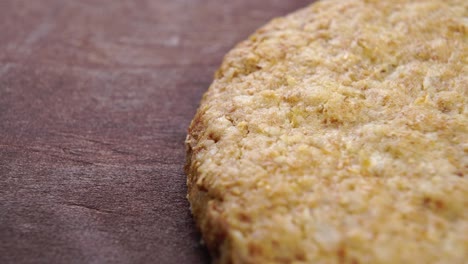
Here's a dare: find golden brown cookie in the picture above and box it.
[186,0,468,263]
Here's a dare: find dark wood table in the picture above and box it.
[0,1,311,263]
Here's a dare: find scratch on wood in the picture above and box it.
[64,202,114,214]
[19,20,54,53]
[52,132,113,146]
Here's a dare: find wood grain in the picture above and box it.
[0,1,311,263]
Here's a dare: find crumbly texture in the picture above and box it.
[185,0,468,263]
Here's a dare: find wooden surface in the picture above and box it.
[0,0,312,263]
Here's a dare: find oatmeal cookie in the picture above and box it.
[186,0,468,263]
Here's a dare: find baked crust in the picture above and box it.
[186,0,468,263]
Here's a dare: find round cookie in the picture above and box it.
[186,0,468,263]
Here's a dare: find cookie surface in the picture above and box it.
[186,0,468,263]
